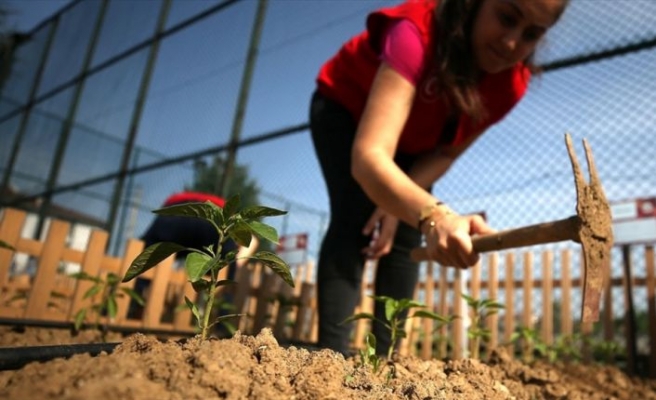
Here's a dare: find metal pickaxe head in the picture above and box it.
[565,133,614,323]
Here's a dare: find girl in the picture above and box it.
[309,0,569,355]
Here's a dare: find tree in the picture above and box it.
[188,155,260,208]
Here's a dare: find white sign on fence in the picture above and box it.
[611,197,656,245]
[276,232,308,265]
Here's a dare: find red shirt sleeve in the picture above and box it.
[380,19,425,85]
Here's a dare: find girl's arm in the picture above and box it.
[352,62,490,268]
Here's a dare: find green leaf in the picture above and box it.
[69,271,102,283]
[74,309,87,331]
[365,332,376,353]
[83,284,102,300]
[246,220,279,244]
[461,293,476,304]
[371,295,393,303]
[185,296,201,327]
[154,201,224,227]
[120,287,144,305]
[106,272,120,286]
[223,195,241,218]
[215,279,236,288]
[191,279,212,292]
[342,312,375,324]
[185,252,213,282]
[123,242,187,282]
[250,251,294,287]
[107,296,118,318]
[384,298,398,322]
[228,220,253,247]
[411,310,451,322]
[0,240,15,251]
[240,205,287,220]
[398,298,425,310]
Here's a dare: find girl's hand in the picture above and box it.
[421,213,495,268]
[361,207,398,259]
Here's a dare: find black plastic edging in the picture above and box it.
[0,317,197,338]
[0,342,120,371]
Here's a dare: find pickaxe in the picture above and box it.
[411,133,614,323]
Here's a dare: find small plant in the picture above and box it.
[549,333,584,363]
[509,326,540,363]
[359,332,382,373]
[344,295,452,361]
[122,195,294,340]
[591,338,624,364]
[71,271,144,341]
[462,294,504,359]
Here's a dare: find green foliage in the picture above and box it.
[509,326,541,363]
[359,333,382,373]
[189,156,260,208]
[122,194,293,340]
[508,326,586,364]
[591,338,624,364]
[70,271,144,342]
[462,294,504,360]
[344,295,453,362]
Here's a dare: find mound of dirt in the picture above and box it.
[0,328,655,400]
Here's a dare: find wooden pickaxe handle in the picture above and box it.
[410,215,581,263]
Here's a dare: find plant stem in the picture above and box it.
[201,284,218,340]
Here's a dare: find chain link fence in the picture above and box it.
[1,0,655,362]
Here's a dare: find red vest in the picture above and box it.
[316,0,530,155]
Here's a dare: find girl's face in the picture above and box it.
[471,0,565,74]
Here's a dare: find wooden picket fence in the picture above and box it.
[1,207,655,377]
[0,207,316,341]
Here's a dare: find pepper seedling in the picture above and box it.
[344,295,453,361]
[122,195,294,340]
[71,271,144,342]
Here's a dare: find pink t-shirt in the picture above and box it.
[380,19,425,85]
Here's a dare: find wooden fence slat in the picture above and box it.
[292,282,314,342]
[523,252,533,329]
[399,283,419,357]
[561,249,573,336]
[232,263,254,332]
[68,230,108,319]
[602,251,614,342]
[24,219,69,319]
[504,253,515,343]
[353,261,375,349]
[438,266,448,358]
[471,260,481,300]
[114,238,144,324]
[541,251,553,345]
[487,253,499,349]
[468,260,481,357]
[273,281,295,340]
[645,246,655,379]
[453,269,464,359]
[143,255,175,328]
[174,275,198,331]
[421,262,434,360]
[0,209,27,286]
[252,271,281,334]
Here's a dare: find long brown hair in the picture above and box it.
[432,0,568,122]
